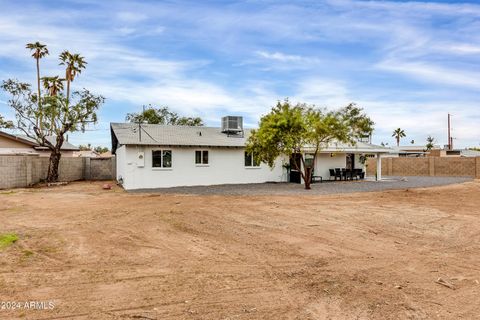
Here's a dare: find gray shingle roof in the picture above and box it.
[110,123,250,149]
[110,122,391,154]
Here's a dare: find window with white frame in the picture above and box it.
[244,151,260,167]
[195,150,209,165]
[152,150,172,168]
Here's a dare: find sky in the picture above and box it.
[0,0,479,149]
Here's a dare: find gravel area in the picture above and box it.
[130,176,473,195]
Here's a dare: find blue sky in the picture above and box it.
[0,0,479,148]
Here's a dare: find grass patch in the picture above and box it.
[0,233,19,249]
[0,190,16,195]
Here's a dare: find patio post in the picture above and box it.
[376,153,382,181]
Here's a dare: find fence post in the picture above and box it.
[84,157,91,180]
[476,157,480,179]
[429,157,435,176]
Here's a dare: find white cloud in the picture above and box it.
[376,60,480,90]
[256,51,304,62]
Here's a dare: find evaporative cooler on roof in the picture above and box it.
[221,116,243,134]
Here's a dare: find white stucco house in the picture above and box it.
[110,117,390,190]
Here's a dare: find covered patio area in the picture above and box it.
[288,141,392,184]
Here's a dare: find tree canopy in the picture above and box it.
[126,106,204,126]
[425,135,435,151]
[0,114,14,128]
[246,99,374,189]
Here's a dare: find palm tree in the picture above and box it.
[59,51,87,104]
[426,135,435,151]
[26,42,49,128]
[392,128,406,146]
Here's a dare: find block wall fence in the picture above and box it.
[367,157,480,178]
[0,155,116,189]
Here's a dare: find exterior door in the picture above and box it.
[346,153,355,170]
[289,153,302,183]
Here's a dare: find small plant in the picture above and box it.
[0,233,19,249]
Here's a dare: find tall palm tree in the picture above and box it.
[59,51,87,104]
[392,128,406,146]
[26,42,49,129]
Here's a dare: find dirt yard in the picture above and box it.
[0,181,479,319]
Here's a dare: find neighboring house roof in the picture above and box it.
[459,149,480,157]
[0,130,79,151]
[73,150,100,157]
[0,130,38,147]
[19,135,79,151]
[99,151,113,158]
[392,145,428,152]
[110,122,391,154]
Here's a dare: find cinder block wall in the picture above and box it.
[0,155,116,189]
[367,157,480,177]
[90,158,116,180]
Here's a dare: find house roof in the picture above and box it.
[21,135,80,151]
[302,141,391,154]
[110,122,391,154]
[0,130,38,147]
[459,149,480,157]
[111,123,250,152]
[0,130,79,151]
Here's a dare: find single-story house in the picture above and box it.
[111,117,390,190]
[0,130,79,156]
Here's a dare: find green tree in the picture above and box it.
[246,99,374,189]
[78,143,92,151]
[1,43,104,182]
[392,128,406,146]
[26,42,49,129]
[126,105,204,126]
[94,146,109,153]
[0,114,14,128]
[425,135,435,151]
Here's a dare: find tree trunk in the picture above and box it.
[47,150,62,182]
[47,135,64,183]
[304,167,312,190]
[36,57,42,130]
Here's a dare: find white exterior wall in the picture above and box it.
[313,153,347,179]
[115,145,127,183]
[119,145,287,190]
[312,153,365,179]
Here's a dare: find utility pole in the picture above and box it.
[447,113,453,150]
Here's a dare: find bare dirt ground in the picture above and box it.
[0,180,479,320]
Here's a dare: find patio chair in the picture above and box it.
[334,168,343,181]
[329,169,337,181]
